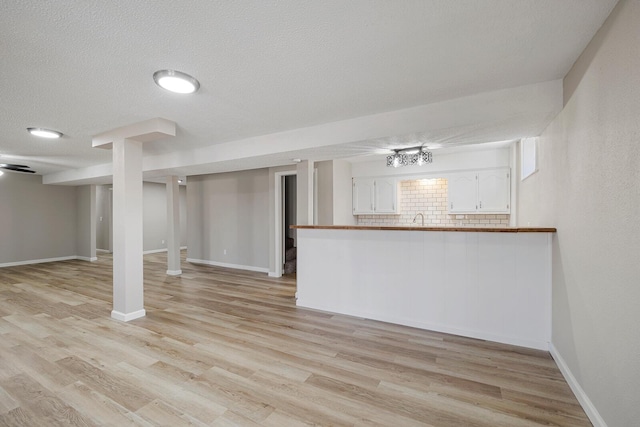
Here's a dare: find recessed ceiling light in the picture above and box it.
[153,70,200,94]
[27,127,63,138]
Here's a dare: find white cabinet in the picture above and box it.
[448,169,510,214]
[352,178,375,214]
[373,178,398,213]
[353,177,399,214]
[478,169,510,212]
[448,172,478,213]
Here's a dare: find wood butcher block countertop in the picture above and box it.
[291,225,556,233]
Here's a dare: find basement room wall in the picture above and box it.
[96,182,187,253]
[143,182,188,252]
[95,185,112,251]
[143,182,169,252]
[187,169,270,272]
[0,172,77,265]
[315,160,334,225]
[332,159,356,226]
[517,1,639,425]
[75,185,96,261]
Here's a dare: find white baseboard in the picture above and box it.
[111,309,146,322]
[186,258,268,274]
[143,246,188,255]
[166,269,182,276]
[268,271,281,278]
[0,256,77,268]
[1,247,189,268]
[143,248,167,255]
[549,343,607,427]
[296,298,549,351]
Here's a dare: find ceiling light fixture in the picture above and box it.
[386,146,432,168]
[27,127,63,139]
[153,69,200,94]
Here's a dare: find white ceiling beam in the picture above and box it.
[43,80,561,185]
[93,118,176,149]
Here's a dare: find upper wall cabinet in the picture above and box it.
[448,168,511,214]
[448,172,477,213]
[353,177,399,214]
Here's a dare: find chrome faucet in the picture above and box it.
[412,212,424,227]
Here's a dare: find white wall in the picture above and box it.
[296,161,314,225]
[0,173,77,264]
[96,182,187,253]
[332,159,355,226]
[315,160,334,225]
[187,169,270,271]
[95,185,112,251]
[297,229,552,350]
[143,182,168,252]
[518,1,639,425]
[76,185,96,261]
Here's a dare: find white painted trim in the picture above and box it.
[96,248,111,254]
[166,269,182,276]
[549,343,607,427]
[274,170,297,278]
[186,258,269,274]
[509,141,517,226]
[142,247,187,255]
[297,299,549,351]
[0,256,77,268]
[143,248,168,255]
[77,256,98,262]
[111,309,146,322]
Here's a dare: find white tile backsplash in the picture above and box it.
[356,178,509,227]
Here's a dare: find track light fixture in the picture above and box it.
[386,146,432,168]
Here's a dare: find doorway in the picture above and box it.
[283,175,297,275]
[274,171,296,277]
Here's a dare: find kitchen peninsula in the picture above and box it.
[292,225,556,350]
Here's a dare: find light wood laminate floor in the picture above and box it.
[0,252,590,426]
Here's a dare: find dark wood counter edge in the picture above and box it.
[290,225,556,233]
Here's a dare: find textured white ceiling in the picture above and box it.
[0,0,617,180]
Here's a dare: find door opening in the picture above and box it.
[283,175,297,275]
[274,170,296,278]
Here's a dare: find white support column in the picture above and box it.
[166,175,182,276]
[111,138,145,321]
[92,118,176,322]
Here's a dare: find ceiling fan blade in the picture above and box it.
[1,166,36,173]
[0,163,30,168]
